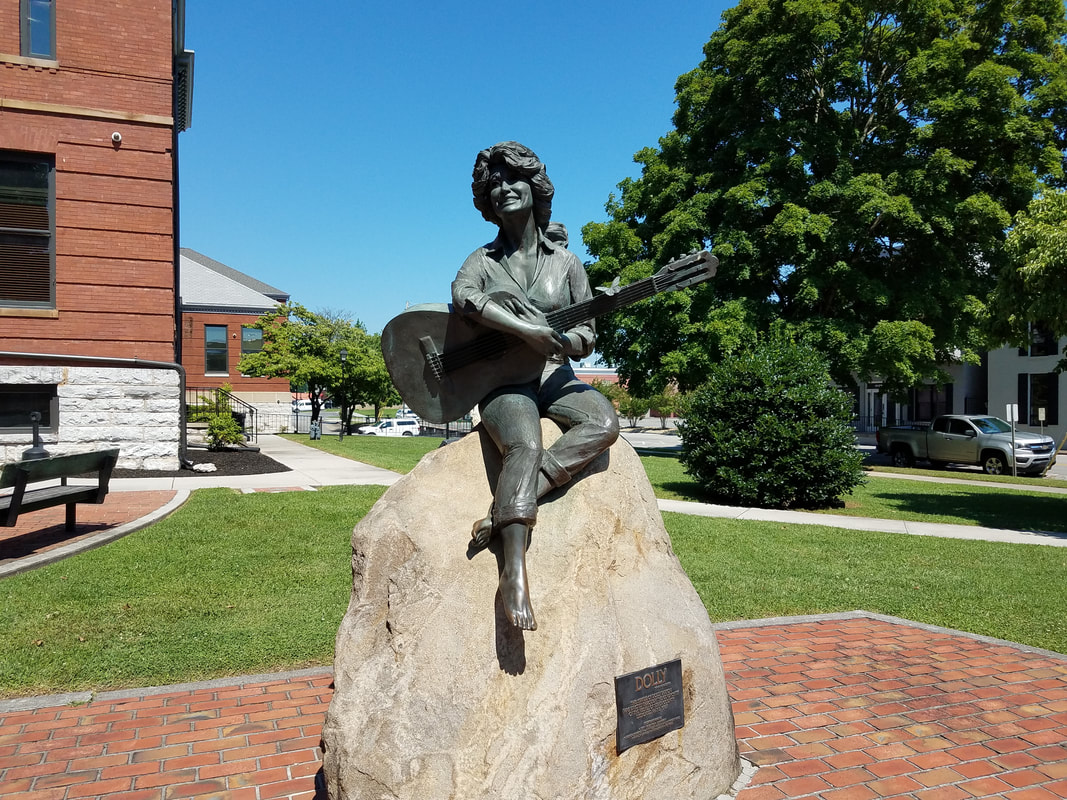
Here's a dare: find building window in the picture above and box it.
[20,0,55,59]
[204,325,229,375]
[1018,323,1059,357]
[907,383,953,422]
[1017,373,1059,426]
[239,327,262,377]
[0,153,55,308]
[241,326,263,356]
[0,384,58,433]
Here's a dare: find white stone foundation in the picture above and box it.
[0,365,181,470]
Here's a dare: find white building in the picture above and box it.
[853,361,988,433]
[987,331,1065,449]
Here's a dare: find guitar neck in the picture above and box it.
[545,273,660,332]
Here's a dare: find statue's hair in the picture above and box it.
[471,141,554,232]
[545,221,569,248]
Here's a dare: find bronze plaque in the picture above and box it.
[614,658,684,754]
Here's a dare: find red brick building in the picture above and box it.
[0,0,194,468]
[179,248,291,405]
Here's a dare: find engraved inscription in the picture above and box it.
[614,658,685,754]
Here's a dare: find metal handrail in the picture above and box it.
[185,386,258,443]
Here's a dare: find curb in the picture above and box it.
[0,490,191,580]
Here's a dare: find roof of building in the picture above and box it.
[179,249,289,314]
[180,248,289,303]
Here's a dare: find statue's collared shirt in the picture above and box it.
[451,232,596,362]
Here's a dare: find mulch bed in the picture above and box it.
[109,447,291,479]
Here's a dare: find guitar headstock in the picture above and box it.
[653,250,718,292]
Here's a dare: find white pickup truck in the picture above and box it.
[876,414,1057,476]
[356,418,421,437]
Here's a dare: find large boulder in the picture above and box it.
[322,421,740,799]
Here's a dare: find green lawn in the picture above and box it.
[641,452,1067,532]
[4,441,1066,698]
[281,432,438,473]
[667,513,1067,652]
[869,463,1067,489]
[0,486,385,698]
[823,479,1067,532]
[2,483,1063,698]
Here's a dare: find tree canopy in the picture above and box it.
[337,331,400,427]
[583,0,1067,397]
[237,303,396,423]
[989,187,1067,369]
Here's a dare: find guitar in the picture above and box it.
[381,251,717,424]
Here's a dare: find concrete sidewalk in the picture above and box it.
[658,498,1067,547]
[107,434,402,492]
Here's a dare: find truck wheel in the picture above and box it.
[891,447,914,468]
[402,431,413,436]
[982,452,1006,475]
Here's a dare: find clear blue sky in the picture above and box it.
[178,1,733,336]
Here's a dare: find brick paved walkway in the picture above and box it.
[0,492,179,570]
[0,614,1063,800]
[721,615,1067,800]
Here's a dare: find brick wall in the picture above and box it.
[182,312,293,397]
[0,0,182,468]
[0,0,177,363]
[0,1,172,115]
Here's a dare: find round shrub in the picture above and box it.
[678,337,864,509]
[206,413,246,450]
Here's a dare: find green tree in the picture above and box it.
[989,188,1067,369]
[238,303,374,423]
[584,0,1067,396]
[679,335,864,508]
[590,378,626,407]
[590,378,650,426]
[338,332,400,430]
[618,393,651,428]
[648,389,683,430]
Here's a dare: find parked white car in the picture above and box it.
[291,399,314,413]
[357,418,421,437]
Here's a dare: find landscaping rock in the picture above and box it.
[322,420,740,800]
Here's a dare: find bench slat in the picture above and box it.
[0,486,101,525]
[0,449,120,489]
[0,449,119,530]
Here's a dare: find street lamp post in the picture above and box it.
[339,348,348,442]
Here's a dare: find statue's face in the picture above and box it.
[488,164,533,221]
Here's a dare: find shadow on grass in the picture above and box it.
[859,489,1067,538]
[656,481,710,501]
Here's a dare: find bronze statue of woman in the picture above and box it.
[452,142,620,631]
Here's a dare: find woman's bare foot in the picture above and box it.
[470,509,494,549]
[499,523,536,630]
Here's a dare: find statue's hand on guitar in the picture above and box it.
[497,293,541,323]
[493,292,565,357]
[522,324,566,358]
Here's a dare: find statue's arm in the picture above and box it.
[562,254,596,359]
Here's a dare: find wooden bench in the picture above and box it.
[0,449,119,532]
